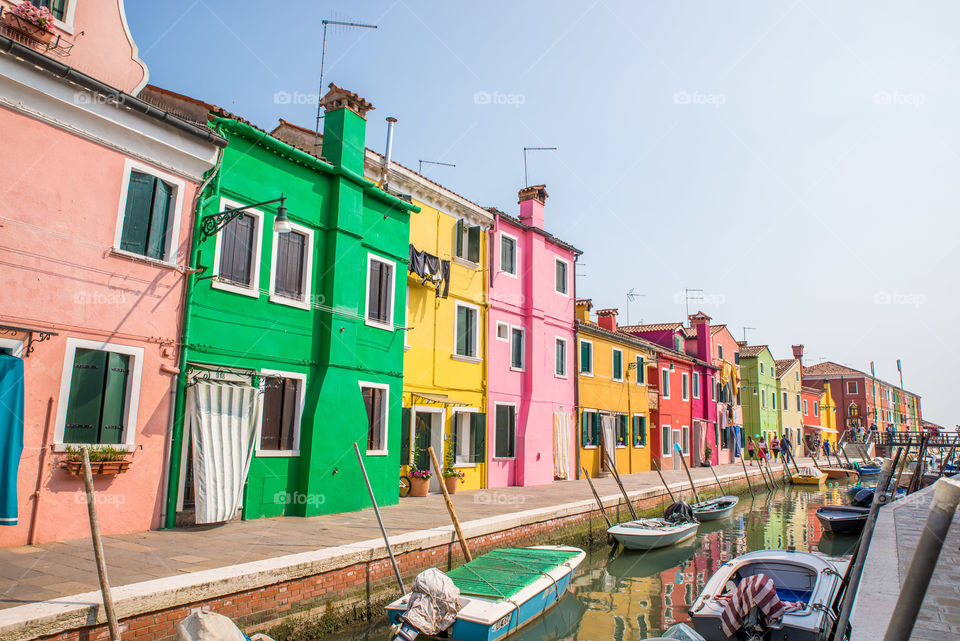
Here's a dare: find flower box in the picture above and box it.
[2,12,55,45]
[62,459,132,475]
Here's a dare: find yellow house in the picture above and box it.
[575,301,655,478]
[775,357,803,448]
[820,382,839,449]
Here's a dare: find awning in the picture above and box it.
[803,424,837,433]
[411,393,471,407]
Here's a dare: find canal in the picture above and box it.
[323,483,857,641]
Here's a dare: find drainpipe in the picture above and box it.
[163,137,225,529]
[572,253,580,480]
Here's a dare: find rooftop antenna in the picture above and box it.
[313,18,378,158]
[418,160,456,175]
[523,146,557,187]
[742,326,756,343]
[684,288,704,320]
[626,289,645,325]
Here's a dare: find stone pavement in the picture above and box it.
[0,457,793,610]
[851,474,960,640]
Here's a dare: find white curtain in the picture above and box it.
[189,382,260,524]
[553,411,570,479]
[601,415,616,471]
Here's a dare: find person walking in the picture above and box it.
[781,432,793,466]
[758,437,768,462]
[771,436,780,460]
[747,435,756,465]
[822,439,830,458]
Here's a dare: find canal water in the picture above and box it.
[327,482,858,641]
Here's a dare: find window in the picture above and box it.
[360,382,388,454]
[814,403,819,417]
[456,219,481,264]
[55,339,143,447]
[681,426,690,455]
[365,255,395,329]
[760,362,765,374]
[718,345,724,360]
[847,381,858,395]
[674,335,683,351]
[499,233,517,274]
[35,0,68,20]
[693,373,700,399]
[510,327,525,370]
[258,372,304,454]
[580,339,593,375]
[661,425,671,456]
[212,198,262,296]
[496,321,509,341]
[782,391,788,408]
[454,410,485,465]
[454,302,479,359]
[632,415,647,447]
[803,399,808,415]
[761,389,766,408]
[681,373,689,400]
[772,393,777,410]
[494,404,516,458]
[581,411,600,447]
[612,349,623,381]
[796,394,801,412]
[117,169,177,261]
[636,355,645,384]
[269,223,313,308]
[661,368,671,398]
[796,371,800,381]
[734,352,740,365]
[555,259,569,294]
[616,414,628,446]
[555,337,567,377]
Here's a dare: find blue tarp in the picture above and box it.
[0,354,24,526]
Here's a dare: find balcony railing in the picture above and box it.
[0,8,74,57]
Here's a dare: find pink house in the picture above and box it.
[0,0,223,545]
[486,186,580,487]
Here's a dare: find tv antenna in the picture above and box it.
[742,326,756,343]
[626,289,645,325]
[523,147,557,187]
[684,288,703,319]
[418,160,456,175]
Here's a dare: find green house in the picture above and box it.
[738,344,780,445]
[149,85,418,526]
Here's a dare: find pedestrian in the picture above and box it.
[822,439,830,458]
[771,435,780,460]
[781,432,793,465]
[746,435,755,465]
[758,438,768,462]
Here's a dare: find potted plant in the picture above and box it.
[441,449,465,494]
[3,4,58,44]
[62,445,132,475]
[702,444,714,467]
[408,465,431,497]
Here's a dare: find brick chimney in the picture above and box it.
[321,83,374,175]
[688,311,712,362]
[518,184,548,229]
[791,344,804,365]
[575,298,593,323]
[596,308,618,332]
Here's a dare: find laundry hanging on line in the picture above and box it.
[408,244,450,298]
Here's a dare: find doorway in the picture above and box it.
[412,406,444,493]
[672,428,682,468]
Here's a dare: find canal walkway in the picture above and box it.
[0,457,797,640]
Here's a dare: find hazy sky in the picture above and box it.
[126,1,959,426]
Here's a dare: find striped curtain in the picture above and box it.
[553,411,570,479]
[189,382,260,524]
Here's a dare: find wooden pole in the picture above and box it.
[601,445,638,519]
[738,451,756,498]
[674,443,702,504]
[428,446,472,562]
[894,437,912,490]
[781,456,793,484]
[582,467,612,528]
[353,444,406,592]
[653,463,677,503]
[708,465,727,495]
[80,447,121,641]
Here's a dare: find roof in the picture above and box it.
[738,344,769,359]
[577,320,659,354]
[801,385,823,395]
[802,361,863,377]
[493,209,582,255]
[620,322,684,333]
[775,359,799,378]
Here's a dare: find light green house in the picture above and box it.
[738,344,779,446]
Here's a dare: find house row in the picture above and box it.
[0,0,924,546]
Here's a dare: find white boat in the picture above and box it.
[606,518,700,550]
[688,549,845,641]
[386,545,585,641]
[692,496,739,521]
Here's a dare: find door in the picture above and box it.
[672,429,682,468]
[413,408,444,493]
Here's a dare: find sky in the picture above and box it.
[126,1,960,426]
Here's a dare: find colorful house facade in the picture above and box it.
[774,352,803,450]
[574,303,654,477]
[487,186,579,487]
[0,3,223,545]
[737,344,779,445]
[710,324,743,463]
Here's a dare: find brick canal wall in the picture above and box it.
[4,470,766,641]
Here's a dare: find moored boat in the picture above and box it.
[692,496,740,521]
[791,467,827,485]
[820,466,856,479]
[815,505,870,535]
[688,549,845,641]
[386,545,585,641]
[607,518,700,551]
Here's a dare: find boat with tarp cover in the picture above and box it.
[387,545,585,641]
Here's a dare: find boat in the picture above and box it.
[607,518,700,550]
[854,464,880,478]
[819,466,856,480]
[386,545,585,641]
[692,495,740,521]
[791,467,827,485]
[688,549,845,641]
[815,505,870,535]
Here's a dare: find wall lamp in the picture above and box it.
[200,195,292,242]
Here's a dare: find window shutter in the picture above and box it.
[471,412,486,461]
[279,377,298,450]
[400,408,411,466]
[455,219,464,257]
[276,231,306,299]
[581,412,590,447]
[448,421,458,464]
[467,225,480,263]
[367,261,381,321]
[146,178,171,260]
[378,262,392,323]
[120,172,155,256]
[456,306,468,356]
[62,349,108,444]
[261,377,282,450]
[98,352,129,445]
[220,215,255,285]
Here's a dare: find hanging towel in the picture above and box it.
[0,354,24,526]
[600,415,616,471]
[719,574,805,637]
[553,411,570,479]
[189,382,260,524]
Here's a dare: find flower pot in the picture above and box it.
[3,13,56,44]
[63,459,131,475]
[444,476,459,494]
[409,477,430,497]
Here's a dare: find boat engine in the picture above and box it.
[391,568,461,641]
[851,489,875,507]
[665,500,695,523]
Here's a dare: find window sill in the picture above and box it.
[583,445,598,450]
[555,289,569,296]
[453,256,479,270]
[615,445,627,449]
[612,378,623,383]
[212,278,260,298]
[110,248,180,271]
[53,443,135,453]
[491,457,516,461]
[454,461,478,468]
[365,449,389,457]
[510,366,526,373]
[269,292,311,311]
[365,319,395,332]
[500,270,518,279]
[452,354,482,364]
[255,449,300,458]
[555,372,568,379]
[580,371,593,377]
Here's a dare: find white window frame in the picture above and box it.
[9,0,79,34]
[211,197,263,298]
[364,253,396,331]
[693,372,700,399]
[0,337,25,358]
[661,424,671,457]
[847,381,858,395]
[814,403,819,417]
[681,372,690,401]
[555,336,568,378]
[579,339,594,376]
[761,389,766,408]
[661,368,671,399]
[268,220,314,310]
[632,413,646,448]
[760,362,764,374]
[255,369,306,457]
[452,406,480,467]
[681,425,690,455]
[53,337,144,451]
[453,300,481,362]
[359,380,390,455]
[612,348,624,382]
[500,232,518,277]
[554,257,570,295]
[492,401,518,460]
[510,325,525,371]
[495,321,510,342]
[615,413,628,448]
[582,406,599,449]
[112,158,187,267]
[783,391,788,408]
[803,399,808,415]
[635,355,645,385]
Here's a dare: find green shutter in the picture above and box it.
[581,342,591,373]
[98,352,129,444]
[62,349,108,444]
[591,412,600,445]
[146,179,172,260]
[455,219,464,257]
[471,412,486,461]
[581,411,590,447]
[401,408,411,466]
[119,172,156,256]
[614,351,622,379]
[467,225,480,263]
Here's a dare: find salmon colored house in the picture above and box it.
[0,1,223,544]
[486,186,580,487]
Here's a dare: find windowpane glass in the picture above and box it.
[555,339,566,376]
[555,260,567,293]
[511,328,524,369]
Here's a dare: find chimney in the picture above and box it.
[320,83,374,175]
[688,311,712,362]
[575,299,593,323]
[596,308,618,333]
[518,184,548,229]
[792,344,804,365]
